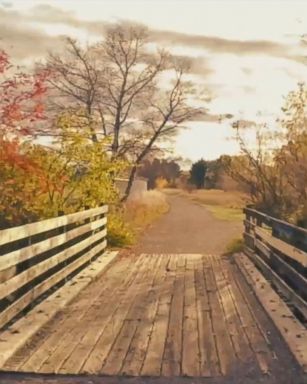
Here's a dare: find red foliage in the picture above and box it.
[0,50,49,138]
[0,50,9,73]
[0,50,49,182]
[0,137,37,171]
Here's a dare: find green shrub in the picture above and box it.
[107,211,135,247]
[224,237,244,255]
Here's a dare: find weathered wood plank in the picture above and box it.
[214,255,255,367]
[205,255,236,376]
[141,255,172,376]
[0,206,107,247]
[244,207,307,252]
[0,238,107,330]
[195,255,219,377]
[212,255,253,365]
[0,229,107,301]
[225,257,273,374]
[259,243,307,298]
[0,217,107,273]
[38,255,144,374]
[19,255,135,373]
[121,255,163,376]
[245,248,307,322]
[55,255,145,375]
[235,253,307,373]
[255,227,307,267]
[100,255,159,375]
[161,255,184,377]
[0,247,115,368]
[243,232,255,249]
[81,254,149,374]
[182,254,201,377]
[254,237,271,260]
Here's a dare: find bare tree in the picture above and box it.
[46,37,105,141]
[97,24,170,157]
[45,24,200,199]
[122,65,198,200]
[222,122,287,215]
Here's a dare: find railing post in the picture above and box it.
[256,215,263,228]
[244,208,255,250]
[105,204,108,249]
[58,210,68,282]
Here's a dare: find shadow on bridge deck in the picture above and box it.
[0,253,304,384]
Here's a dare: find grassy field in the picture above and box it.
[164,188,248,222]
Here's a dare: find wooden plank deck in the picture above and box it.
[0,253,275,377]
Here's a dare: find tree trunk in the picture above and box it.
[112,131,119,157]
[121,165,137,202]
[86,104,98,143]
[112,120,120,157]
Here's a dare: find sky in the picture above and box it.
[1,0,307,161]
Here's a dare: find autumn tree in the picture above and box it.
[138,158,181,189]
[222,122,288,216]
[224,83,307,225]
[189,159,207,189]
[275,83,307,225]
[17,111,126,220]
[0,50,49,227]
[45,24,200,200]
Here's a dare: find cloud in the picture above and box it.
[0,7,63,60]
[24,7,214,77]
[27,5,295,62]
[242,85,256,94]
[189,110,234,123]
[2,2,304,68]
[30,4,105,35]
[0,1,12,8]
[0,4,104,61]
[1,2,300,68]
[150,29,290,58]
[169,54,213,77]
[241,67,253,75]
[233,119,256,128]
[187,57,213,77]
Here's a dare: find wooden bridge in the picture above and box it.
[0,202,306,382]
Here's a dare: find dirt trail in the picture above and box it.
[134,194,242,254]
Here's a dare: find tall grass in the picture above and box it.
[107,190,169,248]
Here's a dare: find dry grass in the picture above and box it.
[125,190,169,236]
[108,190,169,248]
[182,189,247,208]
[204,205,245,221]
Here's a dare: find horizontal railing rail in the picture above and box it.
[0,206,108,330]
[243,207,307,319]
[244,208,307,252]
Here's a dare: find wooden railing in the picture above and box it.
[0,206,108,330]
[243,207,307,318]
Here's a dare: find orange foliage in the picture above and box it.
[0,50,51,227]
